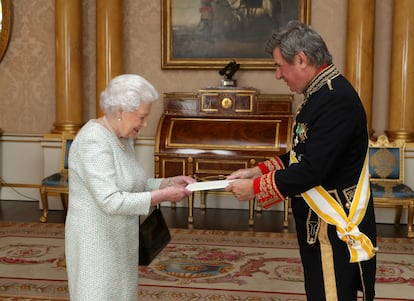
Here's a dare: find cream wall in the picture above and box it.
[0,0,391,137]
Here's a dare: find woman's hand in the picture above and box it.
[170,175,196,187]
[153,176,196,205]
[160,175,196,189]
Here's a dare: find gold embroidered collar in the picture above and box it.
[303,64,341,100]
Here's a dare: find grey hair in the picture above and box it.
[100,74,159,115]
[265,20,332,67]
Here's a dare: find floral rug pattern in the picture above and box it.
[0,222,414,301]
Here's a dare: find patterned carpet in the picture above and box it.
[0,221,413,301]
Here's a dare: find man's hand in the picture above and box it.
[226,166,262,180]
[225,179,254,201]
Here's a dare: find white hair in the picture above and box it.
[100,74,159,115]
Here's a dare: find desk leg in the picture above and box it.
[200,191,207,210]
[188,192,194,223]
[248,199,254,226]
[283,197,290,228]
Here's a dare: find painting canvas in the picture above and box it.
[162,0,310,69]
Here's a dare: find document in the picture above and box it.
[186,179,236,192]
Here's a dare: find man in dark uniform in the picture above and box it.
[226,20,377,301]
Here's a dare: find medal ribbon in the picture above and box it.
[290,152,377,262]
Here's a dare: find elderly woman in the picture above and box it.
[65,74,195,301]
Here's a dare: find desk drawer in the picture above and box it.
[193,157,262,178]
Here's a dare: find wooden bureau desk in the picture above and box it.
[154,87,294,226]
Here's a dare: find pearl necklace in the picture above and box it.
[102,116,126,151]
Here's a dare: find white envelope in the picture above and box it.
[186,179,235,192]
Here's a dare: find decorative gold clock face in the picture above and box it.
[220,97,232,109]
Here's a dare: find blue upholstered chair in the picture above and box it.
[369,134,414,238]
[39,132,75,222]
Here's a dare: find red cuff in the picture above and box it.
[254,171,285,209]
[253,176,261,194]
[257,162,269,174]
[259,157,285,174]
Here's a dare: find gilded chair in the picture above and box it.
[39,132,75,223]
[369,134,414,238]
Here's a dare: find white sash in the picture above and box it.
[290,152,377,263]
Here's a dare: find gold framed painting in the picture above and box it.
[0,0,12,63]
[161,0,311,70]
